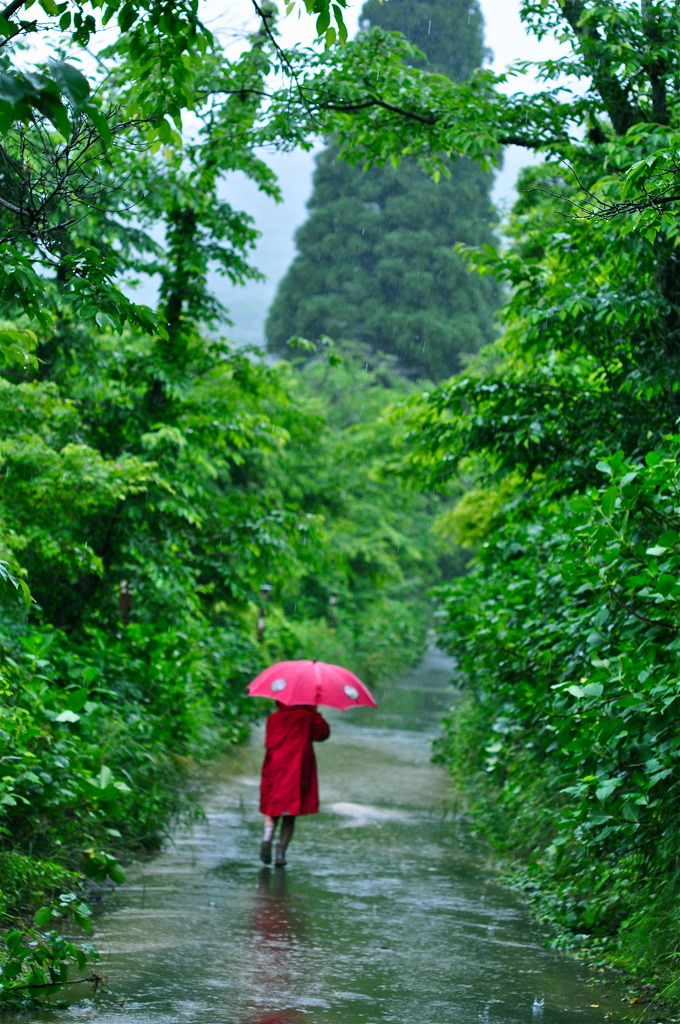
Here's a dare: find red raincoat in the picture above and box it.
[259,705,330,817]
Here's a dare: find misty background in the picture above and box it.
[135,1,565,348]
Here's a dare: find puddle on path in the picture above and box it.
[14,651,630,1024]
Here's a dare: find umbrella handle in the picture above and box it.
[312,661,322,705]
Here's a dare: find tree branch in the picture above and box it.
[561,0,643,135]
[0,194,22,214]
[608,584,679,632]
[641,0,669,124]
[316,89,563,149]
[1,0,30,18]
[497,133,563,151]
[318,91,437,125]
[7,974,103,993]
[250,0,324,131]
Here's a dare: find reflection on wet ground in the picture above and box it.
[14,650,630,1024]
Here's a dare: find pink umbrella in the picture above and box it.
[247,659,377,710]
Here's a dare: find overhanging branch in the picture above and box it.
[319,92,437,125]
[0,194,22,214]
[1,0,30,18]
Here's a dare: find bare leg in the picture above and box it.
[263,815,278,840]
[260,816,278,864]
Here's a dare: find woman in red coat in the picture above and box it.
[259,702,330,867]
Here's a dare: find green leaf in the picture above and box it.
[332,2,347,42]
[570,495,592,513]
[621,803,639,822]
[595,778,620,801]
[83,857,101,880]
[0,560,32,609]
[656,573,677,596]
[316,8,330,34]
[21,71,54,94]
[65,688,90,712]
[81,101,111,144]
[601,485,617,516]
[95,311,116,329]
[33,906,53,927]
[0,73,26,105]
[118,3,137,31]
[5,929,24,954]
[107,861,126,884]
[55,709,81,722]
[48,60,91,110]
[31,92,72,137]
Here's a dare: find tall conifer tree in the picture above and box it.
[266,0,500,381]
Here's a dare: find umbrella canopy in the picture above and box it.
[247,659,377,711]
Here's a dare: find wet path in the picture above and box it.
[25,651,628,1024]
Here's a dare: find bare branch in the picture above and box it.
[1,0,30,18]
[0,194,22,214]
[318,89,437,125]
[250,0,325,131]
[560,0,643,134]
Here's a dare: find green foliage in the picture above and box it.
[266,0,500,381]
[0,323,438,1004]
[0,17,286,362]
[0,855,81,920]
[243,345,443,679]
[396,0,680,1006]
[0,58,106,140]
[1,902,99,1007]
[432,446,680,977]
[0,560,30,610]
[0,214,439,1010]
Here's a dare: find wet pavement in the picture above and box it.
[14,650,630,1024]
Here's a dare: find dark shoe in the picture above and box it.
[260,840,272,865]
[274,844,287,868]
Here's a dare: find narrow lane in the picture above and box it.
[26,651,628,1024]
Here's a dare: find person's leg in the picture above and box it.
[261,815,278,864]
[280,815,295,848]
[276,815,295,866]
